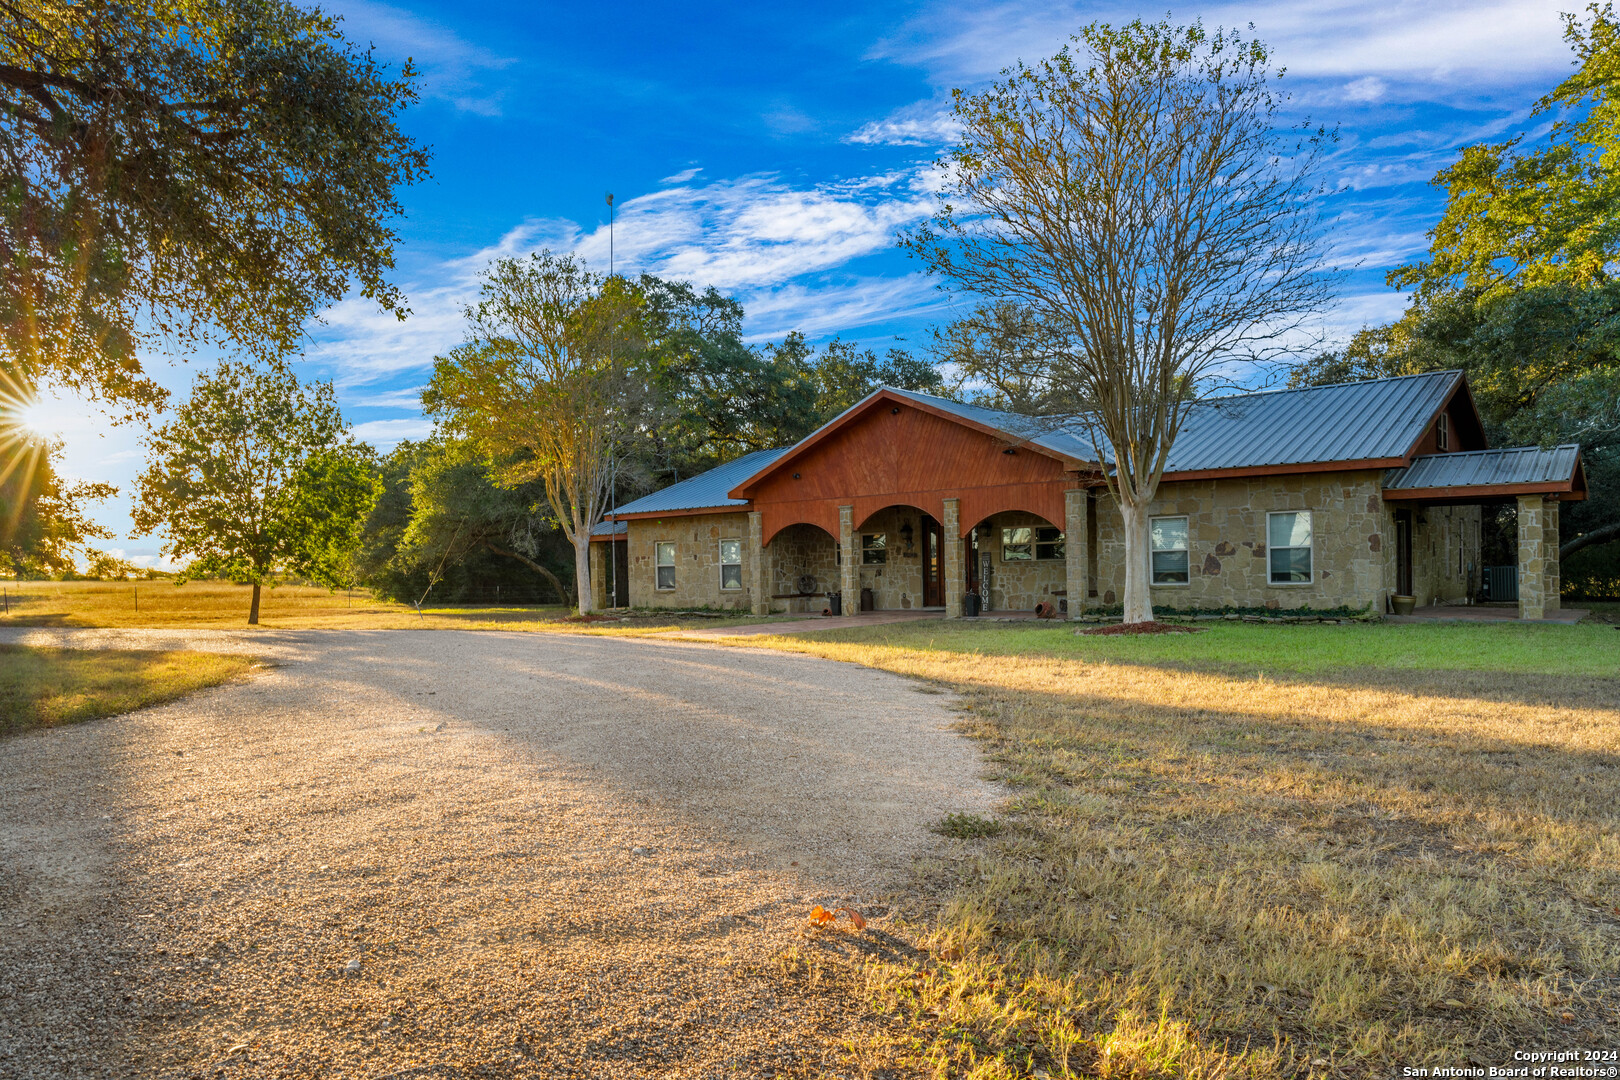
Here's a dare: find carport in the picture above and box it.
[1382,445,1588,620]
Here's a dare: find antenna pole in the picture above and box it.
[605,192,615,278]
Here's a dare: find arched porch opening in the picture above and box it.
[965,508,1067,614]
[766,522,838,613]
[852,504,946,611]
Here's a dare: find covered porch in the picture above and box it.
[1382,445,1586,621]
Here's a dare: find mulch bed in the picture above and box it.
[1077,621,1206,636]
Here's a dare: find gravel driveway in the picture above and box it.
[0,629,998,1079]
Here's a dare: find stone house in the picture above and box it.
[590,372,1586,620]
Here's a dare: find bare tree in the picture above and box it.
[424,254,641,614]
[907,20,1334,623]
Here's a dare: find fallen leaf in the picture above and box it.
[1443,999,1465,1008]
[808,905,835,926]
[836,906,867,930]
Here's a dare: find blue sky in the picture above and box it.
[29,0,1583,565]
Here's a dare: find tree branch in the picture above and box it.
[1560,519,1620,560]
[483,540,573,604]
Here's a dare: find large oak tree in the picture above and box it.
[0,0,428,413]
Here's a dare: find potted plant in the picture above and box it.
[1391,594,1416,616]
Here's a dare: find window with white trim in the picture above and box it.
[1267,511,1313,584]
[1436,412,1450,451]
[1150,516,1190,584]
[719,538,743,590]
[655,541,676,590]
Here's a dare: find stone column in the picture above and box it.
[839,505,857,616]
[1517,494,1547,620]
[748,511,769,616]
[942,498,962,619]
[589,540,609,610]
[1065,488,1088,620]
[1546,500,1561,614]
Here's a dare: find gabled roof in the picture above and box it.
[607,447,791,518]
[1163,370,1465,475]
[1383,445,1586,501]
[826,369,1467,478]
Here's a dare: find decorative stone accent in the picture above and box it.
[1518,494,1547,620]
[748,511,768,616]
[838,505,857,616]
[1064,488,1087,620]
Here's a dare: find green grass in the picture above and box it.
[789,615,1620,677]
[0,644,255,734]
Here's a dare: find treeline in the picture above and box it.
[1290,8,1620,595]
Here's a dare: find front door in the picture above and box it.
[1394,510,1413,596]
[922,515,944,607]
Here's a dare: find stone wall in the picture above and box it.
[1408,504,1483,607]
[768,522,839,613]
[851,506,928,610]
[1090,471,1391,612]
[626,512,756,610]
[970,510,1067,611]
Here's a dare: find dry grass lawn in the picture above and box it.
[733,620,1620,1079]
[0,580,771,633]
[0,643,254,734]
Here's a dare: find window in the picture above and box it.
[1267,511,1313,584]
[719,538,742,590]
[1150,516,1190,584]
[1001,526,1033,560]
[655,542,676,590]
[861,533,887,564]
[1035,527,1065,561]
[1436,412,1450,451]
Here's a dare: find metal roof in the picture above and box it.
[608,447,792,517]
[590,519,627,537]
[1167,371,1461,472]
[886,370,1463,473]
[1383,445,1583,492]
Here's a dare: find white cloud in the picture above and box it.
[351,417,437,447]
[349,385,427,409]
[1342,76,1388,104]
[871,0,1571,95]
[661,166,702,184]
[329,0,516,116]
[304,166,941,398]
[574,172,934,291]
[846,107,961,147]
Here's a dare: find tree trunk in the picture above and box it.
[1118,498,1154,624]
[482,542,573,606]
[574,532,594,615]
[1561,520,1620,560]
[248,582,261,625]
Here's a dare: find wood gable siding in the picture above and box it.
[742,401,1077,543]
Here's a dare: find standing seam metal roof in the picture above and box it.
[605,447,793,518]
[1383,445,1582,490]
[882,370,1463,473]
